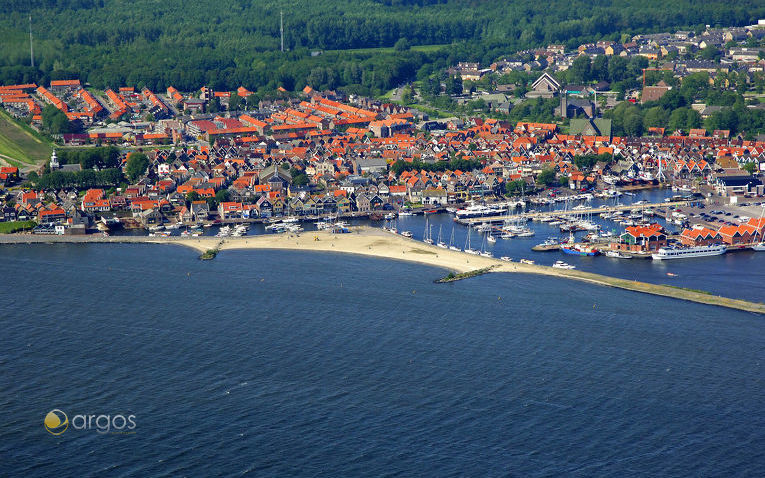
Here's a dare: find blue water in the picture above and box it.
[121,188,765,302]
[2,244,763,477]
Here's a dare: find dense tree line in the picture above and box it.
[1,0,763,97]
[57,146,121,169]
[602,71,765,137]
[30,168,123,189]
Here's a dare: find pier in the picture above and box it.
[1,227,762,315]
[458,201,690,225]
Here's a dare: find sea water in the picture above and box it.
[1,244,763,476]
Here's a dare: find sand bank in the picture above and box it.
[2,227,762,314]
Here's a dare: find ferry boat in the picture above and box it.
[651,244,727,260]
[552,260,576,269]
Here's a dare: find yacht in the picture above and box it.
[605,250,632,259]
[552,260,576,269]
[464,230,479,255]
[448,227,461,251]
[423,218,434,244]
[436,226,448,248]
[652,245,727,260]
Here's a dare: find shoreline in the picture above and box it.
[1,227,763,315]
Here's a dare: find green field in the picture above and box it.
[324,44,450,55]
[0,220,36,234]
[0,111,53,169]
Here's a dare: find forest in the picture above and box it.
[1,0,764,99]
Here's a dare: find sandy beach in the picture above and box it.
[172,227,765,315]
[1,227,763,314]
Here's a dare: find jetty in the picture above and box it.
[0,227,762,315]
[459,200,689,225]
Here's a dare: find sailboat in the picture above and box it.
[479,233,492,257]
[464,229,479,254]
[423,216,434,244]
[448,226,461,251]
[487,230,497,243]
[437,225,447,248]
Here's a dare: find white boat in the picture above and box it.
[398,210,415,216]
[455,204,506,219]
[400,230,412,237]
[464,230,479,255]
[448,227,461,251]
[500,256,512,262]
[752,243,765,251]
[519,259,535,265]
[487,234,497,243]
[552,260,576,269]
[651,245,727,260]
[605,250,632,259]
[479,234,492,257]
[384,213,396,220]
[423,217,434,244]
[436,226,448,248]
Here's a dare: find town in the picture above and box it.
[1,22,765,261]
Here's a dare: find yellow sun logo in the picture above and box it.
[44,409,68,435]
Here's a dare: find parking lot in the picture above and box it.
[679,196,765,229]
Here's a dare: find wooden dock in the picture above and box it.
[459,201,689,225]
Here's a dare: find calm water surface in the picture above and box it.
[1,244,763,476]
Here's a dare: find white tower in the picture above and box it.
[50,149,59,169]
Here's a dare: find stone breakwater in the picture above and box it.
[1,228,763,315]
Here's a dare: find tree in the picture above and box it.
[228,92,243,111]
[742,162,756,175]
[394,38,411,52]
[125,152,149,182]
[401,85,413,104]
[41,104,73,134]
[445,75,463,96]
[215,189,230,203]
[504,179,526,195]
[536,168,556,187]
[591,55,609,82]
[186,191,201,202]
[624,109,644,136]
[569,55,591,84]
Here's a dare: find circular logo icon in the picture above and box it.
[44,409,68,435]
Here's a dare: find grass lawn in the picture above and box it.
[0,220,37,234]
[0,110,53,168]
[325,43,450,55]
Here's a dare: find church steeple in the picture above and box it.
[50,149,59,169]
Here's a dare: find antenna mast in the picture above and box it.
[280,11,284,52]
[29,15,34,68]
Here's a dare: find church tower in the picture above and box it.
[50,149,59,169]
